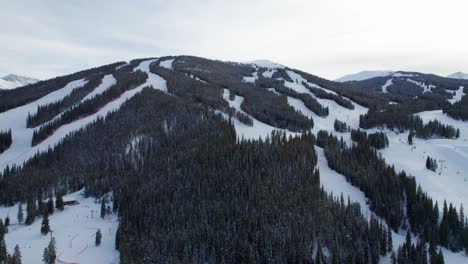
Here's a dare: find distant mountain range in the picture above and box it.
[447,72,468,80]
[337,71,468,82]
[0,74,39,90]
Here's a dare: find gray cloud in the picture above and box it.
[1,0,467,80]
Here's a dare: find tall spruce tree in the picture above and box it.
[40,211,50,235]
[55,192,64,211]
[17,203,23,224]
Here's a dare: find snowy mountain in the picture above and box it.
[335,70,394,82]
[0,74,39,90]
[343,71,468,103]
[0,56,467,263]
[447,72,468,80]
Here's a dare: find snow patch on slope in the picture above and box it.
[0,190,119,264]
[381,79,393,93]
[447,86,465,104]
[0,74,39,90]
[246,60,284,69]
[406,79,435,93]
[82,74,117,101]
[159,59,174,70]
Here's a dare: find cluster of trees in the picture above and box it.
[0,62,124,114]
[0,129,12,154]
[26,74,105,128]
[360,110,459,139]
[0,88,391,263]
[159,61,314,132]
[393,231,445,264]
[350,129,389,149]
[334,119,349,133]
[316,130,468,254]
[302,81,355,110]
[426,156,438,172]
[151,65,254,127]
[31,71,148,145]
[443,88,468,120]
[256,78,329,117]
[0,217,22,263]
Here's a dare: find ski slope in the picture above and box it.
[221,89,296,140]
[0,190,119,264]
[378,110,468,212]
[0,59,168,171]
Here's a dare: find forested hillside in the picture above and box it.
[0,56,467,264]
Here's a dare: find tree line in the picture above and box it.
[0,130,12,155]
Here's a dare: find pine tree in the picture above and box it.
[96,229,102,246]
[388,226,393,252]
[47,198,54,215]
[25,194,36,225]
[43,237,56,264]
[0,236,6,263]
[17,203,23,224]
[315,240,325,264]
[41,211,50,235]
[12,244,22,264]
[408,130,414,145]
[100,199,106,219]
[55,192,64,211]
[4,216,9,227]
[37,191,44,216]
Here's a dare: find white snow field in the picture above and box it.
[447,86,465,104]
[378,110,468,212]
[159,58,174,70]
[0,59,167,171]
[0,190,119,264]
[81,74,117,102]
[381,79,393,93]
[406,79,435,94]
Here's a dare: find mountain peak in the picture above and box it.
[447,72,468,80]
[0,74,39,90]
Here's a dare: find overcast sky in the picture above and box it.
[1,0,468,80]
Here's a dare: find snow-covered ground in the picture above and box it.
[447,86,465,104]
[82,74,117,102]
[0,59,167,171]
[381,79,393,93]
[377,110,468,213]
[159,58,174,70]
[407,79,435,93]
[0,190,119,264]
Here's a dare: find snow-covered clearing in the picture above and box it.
[317,146,466,263]
[261,69,276,78]
[159,59,174,70]
[0,59,168,171]
[81,74,117,102]
[406,79,435,94]
[0,190,119,264]
[221,89,296,140]
[378,110,468,213]
[381,79,393,93]
[242,71,258,83]
[447,86,465,104]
